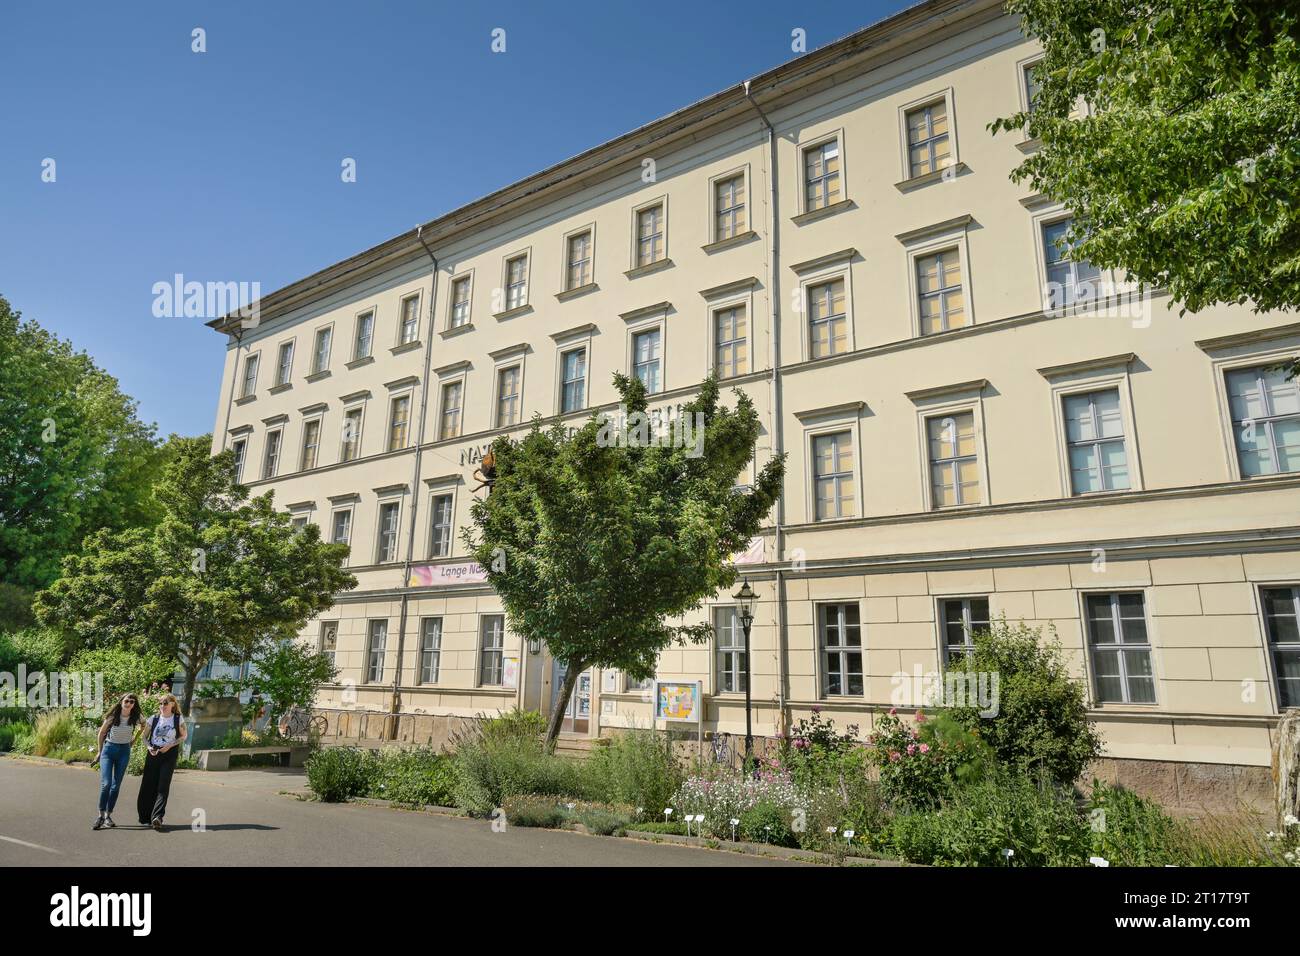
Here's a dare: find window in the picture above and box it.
[916,249,966,334]
[804,139,841,211]
[429,493,453,558]
[905,100,951,178]
[291,514,309,531]
[1085,593,1155,704]
[365,620,387,683]
[820,603,862,696]
[241,354,259,398]
[300,418,322,471]
[320,621,338,669]
[450,277,471,328]
[340,407,363,462]
[714,174,746,240]
[418,617,442,685]
[808,278,848,358]
[496,365,521,428]
[275,341,294,386]
[312,327,332,374]
[231,438,247,482]
[941,597,989,664]
[927,412,979,507]
[812,431,855,520]
[625,675,653,693]
[1023,61,1043,114]
[505,255,528,310]
[398,294,420,345]
[388,395,411,451]
[715,606,746,693]
[331,508,352,549]
[353,310,375,359]
[479,615,505,685]
[1063,389,1130,493]
[1042,219,1102,308]
[565,231,592,290]
[714,304,748,378]
[1262,588,1300,708]
[632,328,662,394]
[636,204,664,267]
[262,429,282,479]
[440,381,463,440]
[376,501,400,563]
[561,347,586,413]
[1225,365,1300,477]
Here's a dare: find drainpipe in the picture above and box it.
[388,226,440,740]
[744,81,789,737]
[217,327,245,454]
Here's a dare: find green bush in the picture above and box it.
[740,801,797,847]
[371,748,456,808]
[1087,781,1179,866]
[586,729,683,821]
[305,747,378,802]
[0,627,67,679]
[888,768,1090,867]
[9,722,36,754]
[501,794,568,829]
[0,721,20,751]
[31,708,82,757]
[69,646,178,718]
[947,619,1102,787]
[628,820,686,835]
[450,712,595,815]
[0,583,36,634]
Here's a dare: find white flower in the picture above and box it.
[1284,813,1299,827]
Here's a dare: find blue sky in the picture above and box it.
[1,0,912,439]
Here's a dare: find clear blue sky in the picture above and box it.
[1,0,911,439]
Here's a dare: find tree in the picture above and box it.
[993,1,1300,326]
[465,373,783,752]
[33,435,356,715]
[199,641,338,723]
[0,295,166,590]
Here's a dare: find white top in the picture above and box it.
[105,716,134,745]
[149,714,182,749]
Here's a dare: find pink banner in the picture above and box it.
[407,561,489,587]
[733,536,765,566]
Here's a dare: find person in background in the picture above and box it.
[136,693,186,831]
[92,693,142,830]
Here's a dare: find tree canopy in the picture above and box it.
[995,1,1300,318]
[466,373,783,749]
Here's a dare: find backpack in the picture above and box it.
[149,712,180,743]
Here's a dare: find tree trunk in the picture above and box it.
[543,660,584,755]
[181,658,199,718]
[1274,709,1300,827]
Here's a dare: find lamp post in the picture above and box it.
[733,578,758,766]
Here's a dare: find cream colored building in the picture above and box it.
[209,0,1299,810]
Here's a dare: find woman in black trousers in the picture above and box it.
[137,694,186,831]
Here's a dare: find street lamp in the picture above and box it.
[733,578,758,766]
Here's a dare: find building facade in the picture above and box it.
[209,0,1299,810]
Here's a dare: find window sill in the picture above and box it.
[893,162,968,193]
[305,369,332,383]
[556,283,599,302]
[1015,137,1041,155]
[493,304,533,322]
[346,356,375,370]
[269,383,292,395]
[792,199,855,226]
[624,258,674,279]
[701,230,758,254]
[390,340,422,356]
[440,322,474,339]
[234,394,257,406]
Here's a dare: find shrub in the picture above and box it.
[0,721,23,751]
[778,709,862,793]
[31,708,82,757]
[371,747,456,808]
[68,646,178,718]
[1087,781,1179,866]
[887,768,1090,867]
[0,627,67,679]
[868,708,987,810]
[566,801,633,836]
[306,747,378,803]
[739,801,796,846]
[629,820,686,835]
[0,583,36,634]
[450,713,595,815]
[671,771,802,841]
[586,729,683,821]
[947,619,1102,787]
[501,794,567,829]
[9,722,36,755]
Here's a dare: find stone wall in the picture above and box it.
[314,707,480,752]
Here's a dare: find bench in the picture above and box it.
[195,745,311,771]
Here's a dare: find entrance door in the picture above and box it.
[551,661,592,734]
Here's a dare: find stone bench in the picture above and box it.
[195,745,310,771]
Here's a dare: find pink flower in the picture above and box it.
[906,744,917,755]
[919,743,930,754]
[888,707,897,716]
[889,751,900,762]
[915,711,927,724]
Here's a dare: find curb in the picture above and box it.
[622,829,909,866]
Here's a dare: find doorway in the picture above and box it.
[551,660,592,734]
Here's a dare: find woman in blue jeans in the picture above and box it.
[92,694,142,830]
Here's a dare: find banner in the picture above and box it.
[407,561,489,587]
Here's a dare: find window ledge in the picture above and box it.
[269,383,293,395]
[624,258,674,279]
[493,304,533,322]
[346,356,375,370]
[234,394,257,406]
[555,282,599,303]
[305,369,332,383]
[440,322,474,340]
[792,199,855,226]
[893,161,968,193]
[390,340,422,356]
[1015,137,1042,154]
[701,230,758,254]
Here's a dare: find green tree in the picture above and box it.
[993,1,1300,323]
[0,295,166,590]
[33,435,356,715]
[465,373,783,752]
[200,641,338,723]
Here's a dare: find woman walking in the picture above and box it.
[137,694,186,831]
[92,693,142,830]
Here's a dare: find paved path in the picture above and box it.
[0,758,801,867]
